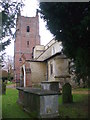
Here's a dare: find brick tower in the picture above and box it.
[14,10,40,84]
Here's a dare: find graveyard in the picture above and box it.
[2,83,89,119]
[1,1,90,119]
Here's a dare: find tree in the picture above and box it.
[0,0,24,67]
[3,55,14,81]
[39,2,90,87]
[0,0,23,50]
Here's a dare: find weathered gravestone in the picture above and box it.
[62,83,73,104]
[2,82,6,94]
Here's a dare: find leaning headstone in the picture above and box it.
[62,83,73,104]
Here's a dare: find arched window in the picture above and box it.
[27,26,30,32]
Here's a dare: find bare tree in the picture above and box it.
[3,55,14,81]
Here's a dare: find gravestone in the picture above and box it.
[2,82,6,94]
[62,83,73,104]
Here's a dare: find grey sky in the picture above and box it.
[5,0,53,56]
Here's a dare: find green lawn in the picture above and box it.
[72,87,90,91]
[2,88,89,119]
[2,88,31,118]
[58,93,88,118]
[0,95,2,119]
[6,81,13,86]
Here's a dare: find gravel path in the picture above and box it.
[6,84,16,89]
[72,91,89,94]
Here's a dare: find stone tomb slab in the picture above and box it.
[17,87,60,118]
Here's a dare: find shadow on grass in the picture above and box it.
[2,88,89,119]
[58,94,88,118]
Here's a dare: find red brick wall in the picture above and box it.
[14,13,40,84]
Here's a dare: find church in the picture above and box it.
[14,10,71,88]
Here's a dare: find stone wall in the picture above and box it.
[33,45,45,59]
[30,61,47,85]
[37,40,62,61]
[47,55,70,82]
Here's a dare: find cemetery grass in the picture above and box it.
[2,88,89,119]
[2,88,31,118]
[59,89,88,118]
[6,81,13,86]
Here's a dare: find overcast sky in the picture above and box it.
[5,0,54,57]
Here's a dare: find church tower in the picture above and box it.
[14,10,40,83]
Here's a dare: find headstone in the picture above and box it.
[62,83,73,104]
[2,82,6,94]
